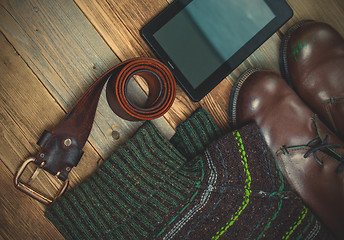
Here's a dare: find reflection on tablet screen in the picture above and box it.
[154,0,275,88]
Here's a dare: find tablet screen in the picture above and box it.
[153,0,275,88]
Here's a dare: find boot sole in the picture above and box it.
[279,20,314,87]
[228,68,259,128]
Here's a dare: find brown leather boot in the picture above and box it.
[280,20,344,140]
[229,69,344,239]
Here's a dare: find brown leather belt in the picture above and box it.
[14,58,176,204]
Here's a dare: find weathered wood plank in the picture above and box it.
[73,0,168,60]
[0,33,100,239]
[0,31,102,182]
[281,0,344,34]
[0,0,175,161]
[73,0,201,129]
[75,0,344,130]
[74,0,283,129]
[1,0,344,239]
[0,161,64,240]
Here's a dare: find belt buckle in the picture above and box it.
[14,157,69,204]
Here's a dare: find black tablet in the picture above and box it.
[141,0,293,101]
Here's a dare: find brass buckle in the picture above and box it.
[14,157,69,204]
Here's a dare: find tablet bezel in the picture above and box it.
[141,0,293,101]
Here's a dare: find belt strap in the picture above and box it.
[14,58,175,197]
[35,58,176,181]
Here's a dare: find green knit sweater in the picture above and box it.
[45,108,333,239]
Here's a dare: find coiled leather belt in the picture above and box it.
[14,58,176,204]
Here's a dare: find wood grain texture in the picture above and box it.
[1,0,344,239]
[0,161,64,240]
[73,0,286,130]
[0,0,172,238]
[282,0,344,34]
[0,34,103,184]
[73,0,202,128]
[0,33,94,239]
[0,0,175,161]
[73,0,168,59]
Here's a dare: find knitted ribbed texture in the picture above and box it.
[154,123,334,240]
[170,108,221,158]
[45,108,220,240]
[46,108,333,239]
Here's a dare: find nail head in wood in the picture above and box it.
[111,131,120,140]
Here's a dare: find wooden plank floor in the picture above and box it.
[1,0,343,239]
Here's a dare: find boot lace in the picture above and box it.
[304,134,344,175]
